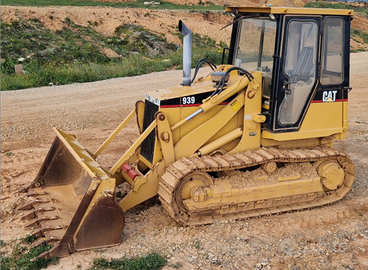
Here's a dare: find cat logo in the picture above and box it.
[322,90,337,102]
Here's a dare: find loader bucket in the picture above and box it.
[19,128,125,258]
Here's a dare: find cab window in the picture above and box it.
[321,17,344,85]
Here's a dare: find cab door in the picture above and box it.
[273,16,321,132]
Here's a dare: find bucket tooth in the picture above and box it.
[31,236,61,249]
[15,182,38,194]
[43,229,67,240]
[31,228,67,249]
[26,190,48,197]
[25,216,59,228]
[20,207,56,220]
[18,202,35,211]
[20,210,37,220]
[37,242,71,259]
[31,225,65,239]
[18,199,50,210]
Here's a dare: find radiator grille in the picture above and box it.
[140,101,158,163]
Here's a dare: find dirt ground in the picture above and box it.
[1,49,368,269]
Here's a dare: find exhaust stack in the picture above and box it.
[179,20,192,86]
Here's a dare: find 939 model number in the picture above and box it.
[182,96,195,105]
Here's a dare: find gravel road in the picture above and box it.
[1,53,368,270]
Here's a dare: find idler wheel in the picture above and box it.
[176,172,213,209]
[317,160,344,190]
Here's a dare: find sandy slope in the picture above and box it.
[2,2,367,51]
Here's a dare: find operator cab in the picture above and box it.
[226,7,352,134]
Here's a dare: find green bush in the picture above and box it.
[351,28,368,44]
[1,18,227,90]
[305,2,368,17]
[1,0,223,11]
[90,252,167,270]
[0,244,59,270]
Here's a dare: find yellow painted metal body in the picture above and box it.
[262,101,348,145]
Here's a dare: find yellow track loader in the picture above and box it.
[19,6,355,258]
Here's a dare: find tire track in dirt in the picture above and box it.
[261,198,367,233]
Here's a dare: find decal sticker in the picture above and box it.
[145,93,160,106]
[322,90,338,102]
[182,96,195,105]
[312,89,347,103]
[155,93,239,108]
[231,100,241,112]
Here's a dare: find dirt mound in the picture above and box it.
[0,6,234,45]
[0,0,310,46]
[149,0,309,7]
[2,1,366,51]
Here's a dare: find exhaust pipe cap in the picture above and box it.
[179,20,192,86]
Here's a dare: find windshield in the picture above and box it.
[233,18,277,72]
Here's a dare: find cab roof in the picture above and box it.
[225,6,354,16]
